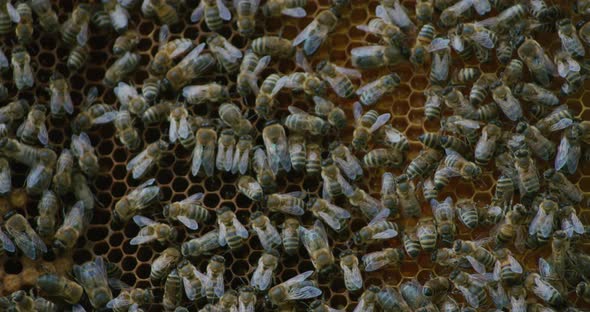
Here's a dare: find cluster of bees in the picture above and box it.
[0,0,590,311]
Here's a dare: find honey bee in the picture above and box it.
[261,0,306,18]
[265,192,304,216]
[164,193,209,230]
[67,44,89,72]
[151,247,181,281]
[11,46,33,91]
[29,0,58,33]
[293,8,339,56]
[183,83,229,106]
[558,205,585,238]
[267,270,322,306]
[14,2,32,45]
[167,105,194,149]
[148,0,179,25]
[431,247,459,267]
[37,273,84,305]
[361,247,404,272]
[321,161,352,200]
[443,115,480,145]
[557,18,585,58]
[285,106,330,136]
[219,102,253,136]
[431,197,456,243]
[4,211,46,259]
[492,248,523,284]
[71,132,99,177]
[513,82,559,107]
[130,215,177,245]
[176,259,206,301]
[524,271,565,307]
[34,190,58,239]
[500,59,523,88]
[490,81,522,121]
[491,204,527,251]
[0,98,28,125]
[192,127,217,177]
[456,198,478,229]
[238,175,264,201]
[250,212,281,252]
[288,133,306,172]
[555,123,582,174]
[439,0,474,27]
[380,172,398,215]
[449,270,489,308]
[428,38,451,85]
[513,148,540,197]
[356,74,400,107]
[113,178,161,225]
[162,269,182,310]
[350,45,404,70]
[251,36,295,59]
[102,0,129,33]
[544,169,583,204]
[53,200,91,251]
[231,135,252,175]
[416,217,437,252]
[182,229,221,257]
[16,104,48,146]
[113,30,140,56]
[217,206,249,250]
[207,34,243,73]
[249,250,280,292]
[515,122,555,161]
[61,4,90,46]
[363,147,404,169]
[410,23,435,66]
[375,0,416,32]
[354,209,398,245]
[307,198,350,232]
[312,98,346,129]
[474,122,502,166]
[215,129,236,173]
[353,287,379,312]
[553,50,580,80]
[534,104,574,134]
[149,26,193,76]
[281,217,300,256]
[377,286,412,311]
[517,37,555,87]
[73,257,113,309]
[352,102,390,151]
[328,144,361,181]
[107,288,153,312]
[252,147,276,191]
[114,109,141,151]
[202,255,226,301]
[454,238,496,274]
[316,59,360,98]
[434,149,482,190]
[300,220,335,274]
[262,122,291,174]
[254,74,280,119]
[273,55,327,97]
[236,51,271,97]
[356,17,404,46]
[395,174,420,218]
[191,0,231,32]
[71,88,118,134]
[218,290,239,311]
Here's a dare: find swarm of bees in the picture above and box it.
[2,0,590,311]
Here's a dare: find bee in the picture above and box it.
[514,122,555,161]
[428,38,451,85]
[202,255,226,301]
[164,193,210,231]
[524,271,565,307]
[293,8,339,56]
[227,135,253,175]
[422,276,451,303]
[67,44,89,72]
[252,147,276,191]
[207,34,243,73]
[544,169,583,204]
[306,142,321,175]
[14,2,32,45]
[0,99,28,125]
[176,259,206,301]
[267,270,322,307]
[286,134,306,172]
[215,129,236,173]
[321,161,352,200]
[36,273,83,305]
[16,104,48,146]
[34,190,58,240]
[356,17,404,46]
[431,197,456,243]
[261,0,306,17]
[11,46,33,91]
[490,81,522,121]
[162,269,182,310]
[307,198,349,233]
[181,229,221,258]
[336,250,363,292]
[558,205,584,238]
[29,0,58,33]
[449,270,489,308]
[442,115,480,146]
[265,192,304,217]
[113,30,140,56]
[501,59,523,87]
[554,50,580,81]
[557,19,585,58]
[285,106,330,136]
[396,174,421,218]
[300,220,335,274]
[61,4,91,47]
[73,257,113,309]
[474,122,502,166]
[352,102,390,151]
[151,247,181,281]
[353,287,379,312]
[416,217,437,252]
[191,127,217,177]
[48,74,77,119]
[413,0,434,23]
[236,52,270,97]
[147,0,179,25]
[191,0,231,32]
[361,247,404,272]
[435,149,482,190]
[262,122,291,174]
[377,286,412,311]
[328,144,361,181]
[274,57,327,98]
[439,0,474,27]
[53,200,91,251]
[455,23,498,55]
[149,26,193,76]
[379,172,398,215]
[251,36,295,59]
[513,82,559,107]
[316,59,360,98]
[250,211,281,252]
[534,104,574,134]
[102,0,130,33]
[71,132,99,177]
[237,286,256,312]
[351,45,404,70]
[280,217,300,256]
[441,88,476,120]
[142,76,160,102]
[91,7,112,31]
[217,206,248,250]
[238,175,264,201]
[72,90,118,134]
[114,109,141,151]
[363,148,404,169]
[492,248,523,284]
[402,230,421,259]
[454,239,496,274]
[431,247,459,267]
[104,52,141,87]
[130,216,177,246]
[556,124,582,174]
[375,0,416,32]
[254,74,280,119]
[113,178,161,225]
[354,209,398,245]
[251,250,279,291]
[452,67,481,85]
[107,288,153,312]
[4,211,46,259]
[407,24,435,66]
[495,36,513,65]
[218,290,239,311]
[517,38,555,87]
[456,199,478,229]
[183,84,229,106]
[218,103,253,136]
[1,141,56,195]
[513,148,540,197]
[356,74,401,107]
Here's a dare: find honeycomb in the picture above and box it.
[0,0,589,310]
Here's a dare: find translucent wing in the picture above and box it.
[287,285,322,300]
[369,113,391,133]
[130,234,156,245]
[318,211,343,230]
[109,5,129,30]
[106,296,132,309]
[555,135,570,171]
[507,255,523,273]
[353,101,362,121]
[282,7,306,17]
[458,285,480,308]
[0,50,7,69]
[567,143,581,174]
[127,148,148,171]
[217,0,232,20]
[0,228,15,252]
[334,65,361,79]
[472,0,491,15]
[466,255,487,274]
[369,208,390,225]
[7,228,38,259]
[493,260,501,281]
[191,2,205,22]
[77,22,88,45]
[233,217,249,238]
[293,20,318,46]
[178,216,199,230]
[362,253,387,272]
[283,270,313,286]
[159,24,169,45]
[94,111,118,124]
[7,3,21,23]
[132,215,156,227]
[428,38,450,52]
[170,40,194,59]
[372,229,398,239]
[218,223,227,246]
[549,118,573,132]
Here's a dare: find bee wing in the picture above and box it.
[182,43,206,66]
[190,1,205,22]
[355,78,384,96]
[0,228,15,252]
[488,283,508,309]
[334,65,361,79]
[94,111,118,125]
[458,285,479,308]
[369,208,390,225]
[293,20,318,46]
[217,0,232,20]
[135,177,156,190]
[271,76,288,96]
[214,275,225,297]
[37,124,49,146]
[465,255,487,274]
[106,295,132,309]
[334,157,360,181]
[471,31,495,49]
[63,202,86,228]
[493,260,501,281]
[25,164,44,190]
[7,226,38,259]
[372,229,398,239]
[239,300,255,312]
[7,3,20,23]
[169,118,179,143]
[567,143,581,174]
[353,101,362,121]
[0,50,8,69]
[218,223,228,246]
[361,253,387,272]
[130,234,157,245]
[223,40,243,59]
[178,215,199,230]
[528,208,545,235]
[182,277,198,300]
[170,41,194,59]
[317,211,343,230]
[191,143,204,176]
[507,255,523,273]
[428,38,450,52]
[555,135,571,172]
[287,285,322,300]
[355,24,378,35]
[158,24,170,45]
[109,4,129,30]
[567,57,581,72]
[369,113,391,133]
[349,264,363,289]
[114,82,139,107]
[455,119,481,129]
[328,201,351,217]
[127,150,149,177]
[472,0,491,14]
[77,22,88,45]
[450,34,465,52]
[282,7,307,17]
[132,215,156,227]
[253,54,271,74]
[72,304,86,312]
[233,217,249,238]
